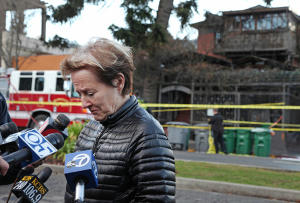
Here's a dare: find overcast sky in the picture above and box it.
[21,0,300,45]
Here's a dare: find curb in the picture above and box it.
[38,164,300,202]
[176,177,300,202]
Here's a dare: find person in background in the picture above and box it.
[0,92,11,176]
[0,92,11,125]
[208,109,227,154]
[61,38,176,202]
[0,93,12,181]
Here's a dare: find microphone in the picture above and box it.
[39,114,70,139]
[0,122,18,139]
[2,129,65,167]
[64,150,98,202]
[12,167,52,203]
[0,114,70,156]
[0,130,21,156]
[0,122,18,144]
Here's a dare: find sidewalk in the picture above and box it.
[176,177,300,202]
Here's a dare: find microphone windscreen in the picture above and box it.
[55,114,71,130]
[37,167,52,183]
[0,122,18,138]
[45,133,65,149]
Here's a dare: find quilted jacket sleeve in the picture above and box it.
[129,132,176,202]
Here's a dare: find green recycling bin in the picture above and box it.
[223,129,236,153]
[235,129,252,154]
[252,128,271,157]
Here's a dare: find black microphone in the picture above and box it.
[15,166,35,183]
[0,122,18,139]
[0,114,70,156]
[39,114,70,139]
[13,167,52,203]
[0,122,19,156]
[0,131,21,156]
[0,122,18,144]
[2,131,65,167]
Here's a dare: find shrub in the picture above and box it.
[51,121,86,163]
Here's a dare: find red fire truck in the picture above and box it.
[7,70,92,129]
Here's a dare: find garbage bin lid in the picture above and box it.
[165,121,190,126]
[251,128,270,133]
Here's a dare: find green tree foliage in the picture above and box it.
[52,121,85,162]
[48,0,197,49]
[49,0,104,23]
[175,1,198,29]
[46,0,274,102]
[47,0,273,48]
[44,35,78,49]
[108,0,158,50]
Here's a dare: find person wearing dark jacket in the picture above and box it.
[61,38,176,202]
[0,92,11,125]
[208,109,227,154]
[0,92,11,177]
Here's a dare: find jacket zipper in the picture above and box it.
[92,126,107,157]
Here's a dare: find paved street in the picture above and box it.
[1,151,300,202]
[0,173,292,203]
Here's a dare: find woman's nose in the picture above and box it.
[81,96,92,108]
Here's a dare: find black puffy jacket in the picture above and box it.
[65,96,176,202]
[208,113,224,133]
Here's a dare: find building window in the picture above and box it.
[226,16,241,31]
[257,14,272,30]
[56,77,64,92]
[241,15,255,31]
[215,32,221,43]
[34,77,44,91]
[272,13,287,29]
[19,78,32,91]
[227,12,288,32]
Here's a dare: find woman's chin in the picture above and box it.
[93,114,106,122]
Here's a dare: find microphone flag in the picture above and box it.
[64,150,98,191]
[12,175,49,203]
[18,129,57,166]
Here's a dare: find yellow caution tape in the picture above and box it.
[162,124,300,132]
[140,103,300,109]
[150,102,285,113]
[8,100,300,130]
[8,100,290,109]
[162,125,209,130]
[8,100,82,106]
[224,120,300,128]
[152,108,206,112]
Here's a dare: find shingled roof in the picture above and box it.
[12,55,68,70]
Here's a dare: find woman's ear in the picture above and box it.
[113,73,125,91]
